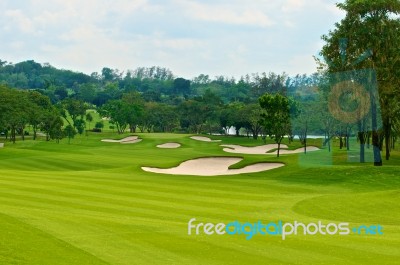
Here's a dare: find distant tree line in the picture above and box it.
[1,0,399,165]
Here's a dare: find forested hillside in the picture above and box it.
[0,58,398,163]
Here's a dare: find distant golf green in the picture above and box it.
[0,133,399,265]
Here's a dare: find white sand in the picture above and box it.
[221,144,289,154]
[157,143,181,148]
[142,157,284,176]
[0,143,4,148]
[222,144,319,155]
[268,146,320,154]
[101,136,141,144]
[190,136,221,142]
[120,139,143,144]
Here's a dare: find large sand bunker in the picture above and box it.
[190,136,221,142]
[157,143,181,149]
[142,157,284,176]
[222,144,319,155]
[101,136,142,144]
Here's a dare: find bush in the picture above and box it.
[95,121,104,129]
[91,128,102,132]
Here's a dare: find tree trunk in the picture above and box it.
[11,126,16,144]
[339,136,343,149]
[304,133,307,154]
[277,142,281,158]
[360,144,365,163]
[327,133,331,152]
[33,125,37,140]
[358,131,367,163]
[383,117,391,160]
[371,97,382,166]
[252,129,258,140]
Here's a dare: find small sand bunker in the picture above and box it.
[157,143,181,149]
[267,146,320,154]
[142,157,284,176]
[101,136,142,144]
[222,144,319,155]
[190,136,221,142]
[0,143,4,148]
[221,144,289,154]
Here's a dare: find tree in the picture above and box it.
[99,100,128,134]
[64,125,76,144]
[179,99,206,134]
[173,78,191,96]
[320,0,400,165]
[122,91,144,133]
[242,103,263,140]
[62,98,86,131]
[259,93,299,157]
[41,108,63,142]
[27,91,52,140]
[86,112,93,130]
[78,83,97,103]
[145,103,179,132]
[0,86,30,143]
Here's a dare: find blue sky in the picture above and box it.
[0,0,345,79]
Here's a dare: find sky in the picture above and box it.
[0,0,345,79]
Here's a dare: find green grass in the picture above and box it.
[0,133,399,264]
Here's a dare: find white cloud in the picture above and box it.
[0,0,346,78]
[5,9,36,34]
[176,0,274,27]
[282,0,305,13]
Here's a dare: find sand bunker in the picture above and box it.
[142,157,284,176]
[267,146,320,154]
[0,143,4,148]
[222,144,319,155]
[101,136,142,144]
[221,144,289,154]
[190,136,221,142]
[157,143,181,149]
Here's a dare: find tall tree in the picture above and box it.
[259,93,299,157]
[320,0,400,165]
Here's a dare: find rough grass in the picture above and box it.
[0,133,399,265]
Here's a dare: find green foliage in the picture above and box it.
[259,93,299,156]
[95,121,104,129]
[63,124,76,144]
[320,0,400,163]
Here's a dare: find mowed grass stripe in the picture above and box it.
[0,133,399,265]
[0,173,304,202]
[0,182,304,223]
[0,180,296,213]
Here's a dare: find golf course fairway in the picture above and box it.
[0,133,399,265]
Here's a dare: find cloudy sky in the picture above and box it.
[0,0,345,79]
